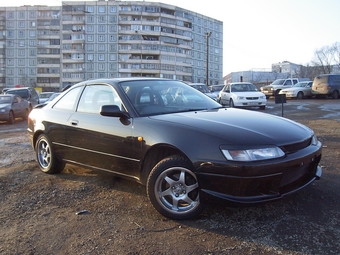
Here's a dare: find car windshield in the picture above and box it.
[120,80,221,116]
[272,79,285,85]
[210,85,224,92]
[0,96,11,104]
[231,83,257,92]
[190,84,210,93]
[40,93,53,98]
[292,83,306,88]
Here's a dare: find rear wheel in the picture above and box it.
[8,111,14,124]
[147,155,205,220]
[35,134,65,174]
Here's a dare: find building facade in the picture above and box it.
[0,1,223,91]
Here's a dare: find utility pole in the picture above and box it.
[205,32,212,86]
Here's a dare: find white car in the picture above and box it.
[219,82,267,110]
[279,81,313,99]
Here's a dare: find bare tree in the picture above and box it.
[312,42,340,74]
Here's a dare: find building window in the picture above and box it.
[110,6,117,13]
[99,25,106,32]
[87,25,94,32]
[87,35,94,42]
[87,6,94,13]
[98,54,105,61]
[98,44,105,51]
[18,49,25,56]
[98,35,105,42]
[98,6,106,13]
[18,31,25,38]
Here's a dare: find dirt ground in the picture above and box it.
[0,99,340,255]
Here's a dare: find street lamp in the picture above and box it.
[205,32,212,86]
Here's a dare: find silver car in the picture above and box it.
[279,81,313,99]
[0,94,30,124]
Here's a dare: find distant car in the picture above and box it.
[219,82,267,110]
[27,77,322,220]
[279,81,313,99]
[5,87,40,110]
[39,92,55,104]
[45,92,61,103]
[208,84,224,97]
[188,83,218,101]
[0,94,30,124]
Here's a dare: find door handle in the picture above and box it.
[70,120,79,126]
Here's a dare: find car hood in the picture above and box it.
[149,108,312,146]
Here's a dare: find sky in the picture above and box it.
[2,0,340,75]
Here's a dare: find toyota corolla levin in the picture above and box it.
[27,78,322,220]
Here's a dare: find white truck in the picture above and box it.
[260,78,309,98]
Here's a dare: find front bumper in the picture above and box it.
[196,143,322,204]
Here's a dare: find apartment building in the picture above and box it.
[0,1,223,91]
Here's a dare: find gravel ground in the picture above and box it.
[0,98,339,255]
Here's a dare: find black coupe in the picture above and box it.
[27,78,322,220]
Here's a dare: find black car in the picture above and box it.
[27,78,322,220]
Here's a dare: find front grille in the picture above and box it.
[246,97,259,100]
[280,137,312,153]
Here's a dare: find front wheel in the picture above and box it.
[297,91,304,99]
[35,134,65,174]
[229,99,235,108]
[331,90,339,99]
[147,155,205,220]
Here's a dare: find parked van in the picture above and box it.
[312,74,340,99]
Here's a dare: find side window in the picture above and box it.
[293,80,298,85]
[77,84,122,114]
[284,80,292,86]
[53,86,83,111]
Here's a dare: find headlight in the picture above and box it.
[222,147,285,161]
[0,109,5,113]
[237,96,244,100]
[260,96,266,99]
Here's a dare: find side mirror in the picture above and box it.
[100,105,129,118]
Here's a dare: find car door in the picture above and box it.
[64,84,140,178]
[220,85,231,105]
[11,96,22,117]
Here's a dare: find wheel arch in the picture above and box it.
[140,144,191,185]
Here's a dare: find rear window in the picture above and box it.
[6,89,29,99]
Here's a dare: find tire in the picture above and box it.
[146,155,205,220]
[297,91,304,99]
[331,90,339,99]
[35,134,65,174]
[8,111,15,124]
[229,99,234,108]
[23,109,29,120]
[260,105,266,110]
